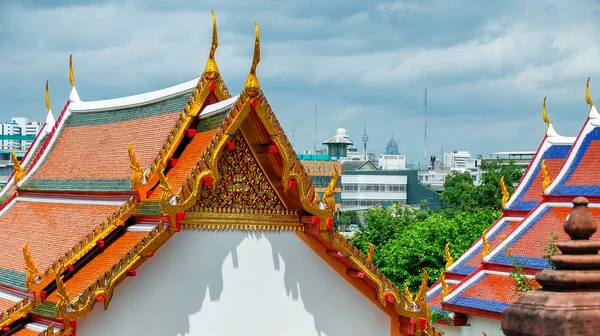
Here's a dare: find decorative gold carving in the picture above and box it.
[500,175,509,208]
[482,229,491,260]
[38,323,74,336]
[69,54,75,87]
[45,80,51,112]
[445,242,453,270]
[440,272,449,300]
[0,296,33,329]
[128,142,143,190]
[244,22,261,97]
[541,159,551,195]
[587,77,594,108]
[204,10,220,80]
[367,242,374,262]
[414,268,429,307]
[323,166,339,210]
[158,164,174,214]
[23,242,41,289]
[191,132,287,213]
[404,283,415,306]
[55,274,70,309]
[56,221,173,319]
[542,96,550,133]
[12,150,24,184]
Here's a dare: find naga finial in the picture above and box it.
[587,77,594,108]
[69,54,75,87]
[12,150,24,184]
[45,80,51,112]
[367,242,374,262]
[323,166,339,210]
[500,175,509,209]
[204,10,220,80]
[440,272,449,300]
[244,21,261,97]
[128,142,143,190]
[23,242,40,286]
[158,164,174,213]
[414,268,429,308]
[56,273,71,309]
[541,159,551,195]
[482,228,491,260]
[542,96,550,131]
[445,242,453,270]
[404,283,415,306]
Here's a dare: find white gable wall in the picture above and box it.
[77,231,391,336]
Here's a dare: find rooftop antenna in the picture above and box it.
[423,87,428,166]
[313,102,317,153]
[362,121,369,160]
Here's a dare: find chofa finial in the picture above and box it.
[244,21,261,97]
[542,97,550,127]
[45,80,51,112]
[69,54,75,87]
[587,77,594,108]
[204,10,220,80]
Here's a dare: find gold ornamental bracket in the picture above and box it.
[445,242,453,270]
[128,142,144,191]
[322,166,340,211]
[500,175,509,209]
[541,159,551,195]
[12,150,24,185]
[440,272,449,300]
[481,228,491,260]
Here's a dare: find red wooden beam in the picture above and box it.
[258,145,277,154]
[326,250,344,257]
[186,129,197,138]
[346,270,364,278]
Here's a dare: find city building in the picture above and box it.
[0,117,42,151]
[298,153,342,209]
[0,18,440,336]
[322,127,353,158]
[426,95,581,336]
[486,151,535,169]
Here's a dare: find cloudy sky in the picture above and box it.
[1,0,599,166]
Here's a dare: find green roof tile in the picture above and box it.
[0,268,26,291]
[133,200,162,216]
[20,178,131,192]
[31,301,57,318]
[197,111,227,133]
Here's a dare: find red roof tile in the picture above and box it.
[0,297,14,313]
[0,200,118,272]
[9,328,40,336]
[31,113,180,181]
[46,231,147,301]
[464,220,520,269]
[522,158,565,201]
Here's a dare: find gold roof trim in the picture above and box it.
[244,22,261,97]
[587,77,594,108]
[367,242,374,262]
[128,142,143,190]
[445,242,453,270]
[204,10,220,80]
[541,159,551,195]
[323,166,340,210]
[440,272,449,300]
[500,175,509,209]
[482,228,491,260]
[69,54,75,87]
[23,242,41,290]
[0,296,33,329]
[11,150,24,184]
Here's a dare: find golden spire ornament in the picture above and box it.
[69,54,75,87]
[482,228,491,260]
[445,242,453,270]
[367,242,374,262]
[204,10,220,80]
[541,159,551,195]
[440,272,449,300]
[45,80,51,112]
[244,22,261,96]
[542,96,550,132]
[128,142,143,190]
[404,283,415,306]
[500,175,510,208]
[586,77,594,109]
[23,242,40,285]
[414,268,429,307]
[12,150,24,184]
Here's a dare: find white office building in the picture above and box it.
[341,173,408,211]
[0,117,42,151]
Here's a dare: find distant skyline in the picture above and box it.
[1,0,599,164]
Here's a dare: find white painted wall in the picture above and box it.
[437,316,502,336]
[77,231,391,336]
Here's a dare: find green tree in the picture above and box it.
[333,210,359,231]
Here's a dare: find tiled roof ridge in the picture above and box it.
[0,295,33,330]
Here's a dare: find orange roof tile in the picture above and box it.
[522,157,565,201]
[47,231,147,301]
[9,327,41,336]
[149,129,217,200]
[0,200,118,273]
[0,297,14,312]
[30,113,180,181]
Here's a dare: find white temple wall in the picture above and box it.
[435,315,502,336]
[77,231,391,336]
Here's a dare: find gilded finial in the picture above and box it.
[128,142,143,190]
[45,80,51,112]
[445,242,453,270]
[542,96,550,131]
[204,11,220,80]
[158,164,173,212]
[482,228,491,260]
[587,77,594,108]
[404,283,415,306]
[244,22,261,97]
[414,268,429,307]
[500,175,509,208]
[541,159,551,195]
[12,150,24,184]
[440,272,449,300]
[55,274,71,308]
[23,242,40,285]
[313,191,321,205]
[69,54,75,87]
[323,166,339,210]
[367,242,374,262]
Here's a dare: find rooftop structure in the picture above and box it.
[322,127,353,158]
[426,86,594,335]
[0,14,441,336]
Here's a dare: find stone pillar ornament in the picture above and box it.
[501,197,600,336]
